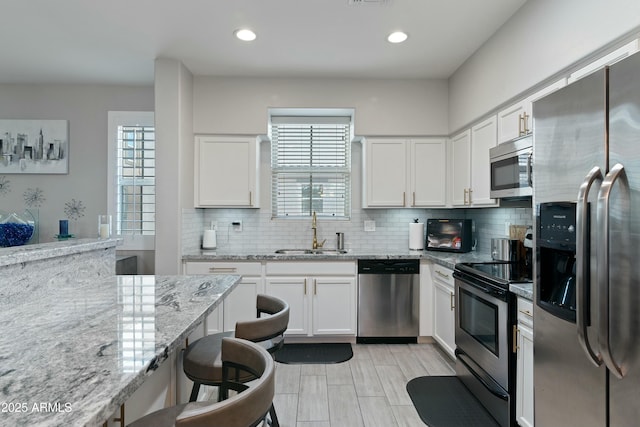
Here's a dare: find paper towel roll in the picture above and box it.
[409,222,425,250]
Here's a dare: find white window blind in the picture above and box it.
[117,124,155,235]
[270,116,351,218]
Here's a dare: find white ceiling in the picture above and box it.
[1,0,527,85]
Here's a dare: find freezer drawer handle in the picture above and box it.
[576,166,603,367]
[597,163,629,379]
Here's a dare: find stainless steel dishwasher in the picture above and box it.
[357,259,420,343]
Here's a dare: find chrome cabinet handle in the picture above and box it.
[208,267,238,273]
[402,192,406,207]
[463,188,468,205]
[527,150,533,187]
[450,291,455,311]
[518,309,533,318]
[435,270,450,280]
[576,166,603,367]
[597,163,629,379]
[412,191,416,207]
[468,188,473,204]
[249,191,252,206]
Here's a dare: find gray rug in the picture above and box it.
[406,376,499,427]
[275,343,353,364]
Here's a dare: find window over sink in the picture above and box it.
[269,109,353,219]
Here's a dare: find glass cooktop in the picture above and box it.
[455,261,532,286]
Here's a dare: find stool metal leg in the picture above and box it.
[189,382,201,402]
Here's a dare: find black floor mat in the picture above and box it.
[406,376,499,427]
[274,343,353,364]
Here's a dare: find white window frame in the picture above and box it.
[269,108,353,219]
[107,111,155,250]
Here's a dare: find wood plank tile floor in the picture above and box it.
[272,343,455,427]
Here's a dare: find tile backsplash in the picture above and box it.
[182,206,533,255]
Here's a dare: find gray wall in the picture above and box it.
[0,83,154,272]
[449,0,640,132]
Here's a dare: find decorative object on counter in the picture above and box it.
[98,214,111,239]
[202,221,217,249]
[64,198,85,220]
[0,119,69,174]
[55,219,75,240]
[336,232,344,250]
[23,187,45,207]
[409,218,425,250]
[0,210,35,247]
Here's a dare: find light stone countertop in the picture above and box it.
[182,248,493,270]
[0,238,121,267]
[0,273,240,427]
[510,282,534,301]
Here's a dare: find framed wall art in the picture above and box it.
[0,119,69,174]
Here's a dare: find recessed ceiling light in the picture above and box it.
[234,28,257,42]
[387,31,408,44]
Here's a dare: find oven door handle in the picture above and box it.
[455,349,509,401]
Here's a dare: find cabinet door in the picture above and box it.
[433,280,456,358]
[449,130,471,206]
[195,135,258,207]
[312,276,356,335]
[410,138,446,207]
[223,277,264,332]
[364,138,407,207]
[265,277,309,335]
[497,101,529,144]
[470,116,497,206]
[516,299,534,427]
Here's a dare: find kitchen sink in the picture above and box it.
[274,249,348,255]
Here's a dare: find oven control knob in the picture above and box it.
[568,225,575,233]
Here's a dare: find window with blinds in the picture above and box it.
[117,124,155,235]
[270,115,352,218]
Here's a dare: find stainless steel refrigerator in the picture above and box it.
[533,51,640,427]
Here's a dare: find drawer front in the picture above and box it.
[184,261,262,276]
[266,261,356,276]
[517,297,533,328]
[432,265,454,287]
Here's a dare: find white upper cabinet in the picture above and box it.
[194,135,259,208]
[410,138,447,207]
[498,78,567,144]
[449,130,471,207]
[363,137,446,208]
[469,116,498,206]
[363,138,407,207]
[449,116,497,207]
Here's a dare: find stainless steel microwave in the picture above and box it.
[489,135,533,199]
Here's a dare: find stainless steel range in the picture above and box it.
[453,261,531,427]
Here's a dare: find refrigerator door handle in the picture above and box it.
[597,163,629,379]
[576,166,604,366]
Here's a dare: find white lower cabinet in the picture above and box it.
[516,297,534,427]
[265,261,357,337]
[432,264,456,358]
[183,262,263,334]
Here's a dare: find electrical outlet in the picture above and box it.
[232,220,243,232]
[364,220,376,232]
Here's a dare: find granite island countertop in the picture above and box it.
[0,274,240,426]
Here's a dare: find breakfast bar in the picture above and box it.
[0,240,241,426]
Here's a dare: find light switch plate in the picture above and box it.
[364,220,376,232]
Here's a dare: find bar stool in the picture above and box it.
[128,337,275,427]
[183,294,289,425]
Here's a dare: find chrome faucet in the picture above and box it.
[311,211,326,249]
